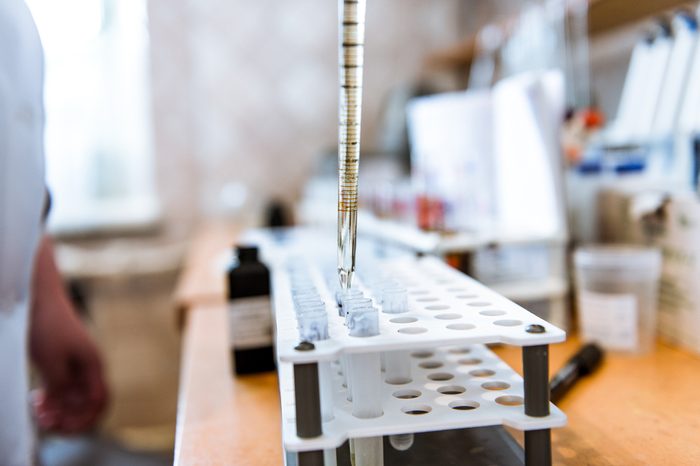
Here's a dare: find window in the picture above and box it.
[26,0,158,234]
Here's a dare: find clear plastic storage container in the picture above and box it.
[574,245,662,353]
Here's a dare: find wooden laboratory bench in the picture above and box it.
[173,222,240,327]
[174,224,700,465]
[174,302,700,466]
[174,303,281,465]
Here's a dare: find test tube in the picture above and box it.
[293,292,322,303]
[381,287,408,314]
[341,354,352,401]
[291,285,319,302]
[374,278,400,292]
[379,282,402,292]
[318,361,335,423]
[384,349,414,454]
[293,297,324,313]
[347,306,379,337]
[297,309,329,342]
[343,298,373,325]
[383,350,411,385]
[293,297,325,319]
[348,352,383,466]
[389,433,414,451]
[338,289,364,317]
[324,449,337,466]
[337,288,363,306]
[291,285,315,293]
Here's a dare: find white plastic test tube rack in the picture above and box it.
[275,256,566,466]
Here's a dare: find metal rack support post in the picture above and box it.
[522,343,552,466]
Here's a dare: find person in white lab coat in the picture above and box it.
[1,1,108,464]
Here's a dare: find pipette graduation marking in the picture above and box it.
[337,0,367,291]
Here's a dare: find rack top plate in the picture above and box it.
[274,256,565,364]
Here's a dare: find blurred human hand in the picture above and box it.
[30,306,108,433]
[29,237,108,434]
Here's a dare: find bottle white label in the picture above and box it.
[579,291,638,351]
[229,296,273,350]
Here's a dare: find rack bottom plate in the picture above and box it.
[280,344,566,452]
[286,426,526,466]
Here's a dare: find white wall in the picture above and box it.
[147,0,462,235]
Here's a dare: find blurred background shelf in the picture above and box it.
[428,0,694,71]
[359,211,567,255]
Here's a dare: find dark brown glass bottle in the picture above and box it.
[227,245,275,374]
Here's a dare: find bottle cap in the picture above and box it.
[236,245,259,262]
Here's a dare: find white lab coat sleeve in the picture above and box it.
[0,1,47,464]
[0,59,33,466]
[0,85,35,465]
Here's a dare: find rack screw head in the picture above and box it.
[526,324,546,334]
[295,341,315,351]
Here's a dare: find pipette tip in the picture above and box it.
[338,267,354,291]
